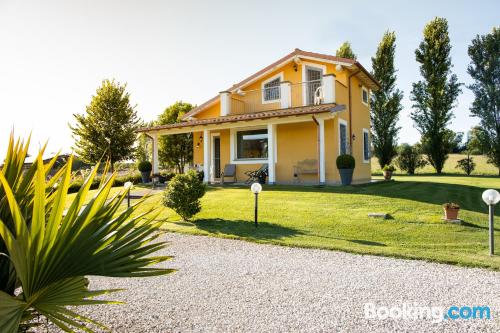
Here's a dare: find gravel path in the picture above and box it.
[44,233,499,332]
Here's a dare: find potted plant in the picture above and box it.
[443,202,460,220]
[137,161,152,183]
[382,165,396,180]
[336,154,355,185]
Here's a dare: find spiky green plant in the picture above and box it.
[0,134,174,332]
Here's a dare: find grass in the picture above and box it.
[371,153,498,176]
[67,173,500,271]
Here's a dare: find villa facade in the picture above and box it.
[139,49,380,185]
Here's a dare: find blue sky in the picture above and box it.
[0,0,498,157]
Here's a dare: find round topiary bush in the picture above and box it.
[162,170,206,221]
[137,161,152,172]
[336,154,355,169]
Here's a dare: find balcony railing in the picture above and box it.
[222,75,335,116]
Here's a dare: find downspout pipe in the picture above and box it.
[347,70,360,153]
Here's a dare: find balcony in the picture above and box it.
[220,74,336,116]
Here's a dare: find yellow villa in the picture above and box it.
[139,49,380,185]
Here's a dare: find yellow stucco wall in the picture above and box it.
[189,59,372,184]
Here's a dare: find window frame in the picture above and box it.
[338,118,348,155]
[362,128,370,163]
[361,86,369,106]
[230,126,270,164]
[261,72,283,104]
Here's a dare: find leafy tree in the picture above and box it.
[467,27,500,175]
[395,144,427,175]
[70,79,140,169]
[467,126,487,155]
[336,41,357,60]
[456,155,475,175]
[162,170,206,221]
[450,131,465,153]
[157,101,194,173]
[370,31,403,168]
[410,17,462,174]
[0,134,172,332]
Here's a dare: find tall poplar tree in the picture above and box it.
[410,17,462,173]
[467,27,500,175]
[371,31,403,168]
[70,79,140,167]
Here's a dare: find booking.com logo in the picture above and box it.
[364,303,492,323]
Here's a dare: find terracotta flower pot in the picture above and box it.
[444,207,460,220]
[383,170,393,180]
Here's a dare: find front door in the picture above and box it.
[306,67,323,105]
[213,136,221,178]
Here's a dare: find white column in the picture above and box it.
[279,81,291,109]
[318,118,326,184]
[267,123,276,184]
[203,129,210,183]
[323,74,336,104]
[151,133,159,175]
[219,91,231,116]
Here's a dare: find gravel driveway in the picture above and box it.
[43,233,499,332]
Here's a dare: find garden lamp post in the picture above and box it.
[124,181,134,208]
[251,182,262,227]
[482,189,500,256]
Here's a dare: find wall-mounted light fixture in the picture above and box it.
[195,135,203,148]
[352,134,356,141]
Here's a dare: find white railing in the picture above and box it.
[222,76,335,115]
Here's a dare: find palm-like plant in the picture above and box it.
[0,134,173,332]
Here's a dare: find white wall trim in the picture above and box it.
[362,128,370,163]
[230,125,276,164]
[203,130,210,183]
[361,86,369,106]
[338,118,348,155]
[301,61,327,106]
[261,72,284,104]
[210,133,220,181]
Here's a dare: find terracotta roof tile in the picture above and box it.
[138,103,345,133]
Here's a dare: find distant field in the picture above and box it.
[372,154,498,176]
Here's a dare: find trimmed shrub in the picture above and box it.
[395,144,427,175]
[336,154,355,169]
[137,161,152,172]
[162,170,206,221]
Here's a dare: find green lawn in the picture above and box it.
[371,153,498,176]
[69,174,500,270]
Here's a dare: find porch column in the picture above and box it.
[267,123,276,184]
[152,133,159,174]
[323,74,336,104]
[280,81,291,109]
[203,129,210,183]
[318,118,326,184]
[220,91,231,116]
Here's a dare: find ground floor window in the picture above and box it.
[236,129,268,159]
[363,128,370,162]
[339,121,347,155]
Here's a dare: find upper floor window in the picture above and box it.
[361,87,369,106]
[262,73,282,103]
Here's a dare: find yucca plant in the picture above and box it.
[0,134,174,332]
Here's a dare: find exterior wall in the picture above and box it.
[343,76,371,183]
[276,122,318,184]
